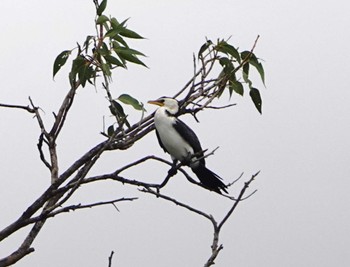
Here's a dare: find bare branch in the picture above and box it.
[140,187,216,224]
[0,102,35,113]
[37,133,52,170]
[0,220,44,266]
[28,97,48,135]
[203,103,237,110]
[204,171,259,266]
[226,172,244,188]
[218,171,260,231]
[108,251,114,267]
[49,85,78,139]
[30,198,138,222]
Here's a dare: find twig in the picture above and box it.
[108,251,114,267]
[205,103,237,110]
[48,198,137,218]
[37,133,52,171]
[218,171,260,230]
[204,171,259,266]
[226,172,244,188]
[26,198,138,224]
[140,187,216,224]
[0,103,35,113]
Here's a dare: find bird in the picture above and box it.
[148,97,228,194]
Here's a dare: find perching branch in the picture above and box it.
[139,172,259,267]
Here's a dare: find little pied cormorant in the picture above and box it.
[148,97,228,194]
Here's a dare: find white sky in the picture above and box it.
[1,0,350,266]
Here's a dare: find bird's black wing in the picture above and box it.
[173,118,205,165]
[155,128,168,153]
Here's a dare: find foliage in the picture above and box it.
[53,0,147,132]
[198,38,265,113]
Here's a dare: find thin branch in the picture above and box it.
[218,171,260,231]
[226,172,244,188]
[204,243,223,267]
[49,85,78,139]
[0,103,35,113]
[29,198,138,223]
[108,251,114,267]
[37,133,52,171]
[204,103,237,110]
[28,97,47,135]
[140,187,216,224]
[204,171,259,267]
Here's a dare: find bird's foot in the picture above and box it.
[168,167,177,176]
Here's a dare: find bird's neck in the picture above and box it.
[156,106,178,118]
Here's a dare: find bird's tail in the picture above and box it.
[192,164,228,194]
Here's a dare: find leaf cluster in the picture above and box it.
[53,0,147,83]
[198,38,265,113]
[52,0,146,134]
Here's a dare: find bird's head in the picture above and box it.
[148,97,179,115]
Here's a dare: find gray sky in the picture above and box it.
[1,0,350,266]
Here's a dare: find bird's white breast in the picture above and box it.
[154,108,194,162]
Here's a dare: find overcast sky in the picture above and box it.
[1,0,350,266]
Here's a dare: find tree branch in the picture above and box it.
[218,171,259,231]
[108,251,114,267]
[203,172,259,266]
[0,103,35,113]
[140,187,215,223]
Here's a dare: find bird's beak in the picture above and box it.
[147,100,164,106]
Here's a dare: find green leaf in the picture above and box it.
[114,46,145,56]
[69,55,85,84]
[120,28,144,39]
[106,19,128,39]
[118,94,144,110]
[103,54,125,67]
[111,34,129,47]
[109,100,130,128]
[248,53,265,86]
[101,63,112,77]
[110,17,120,29]
[216,42,241,63]
[219,57,234,75]
[198,40,212,57]
[242,62,252,86]
[109,100,124,116]
[241,50,251,61]
[53,50,71,79]
[97,0,107,16]
[106,29,123,39]
[249,88,262,114]
[83,35,94,53]
[79,65,94,87]
[219,57,231,67]
[229,80,244,96]
[107,125,114,137]
[110,17,128,29]
[70,56,94,87]
[96,15,109,25]
[97,42,110,57]
[117,51,147,67]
